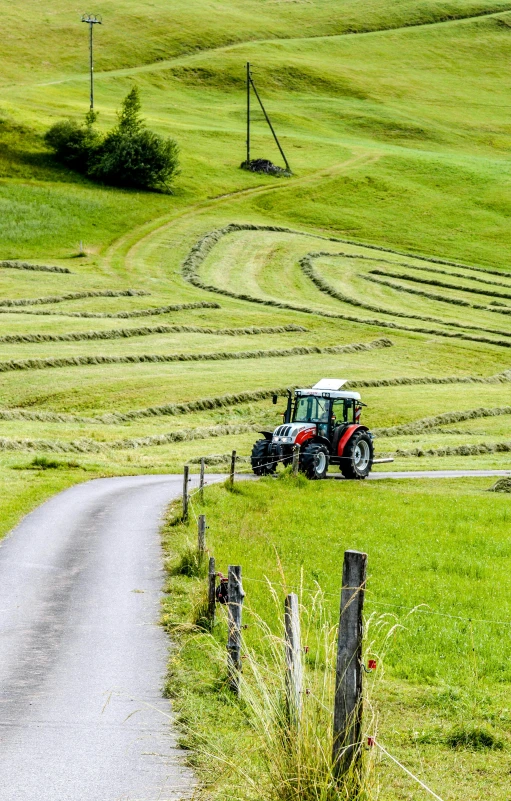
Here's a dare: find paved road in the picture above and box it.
[0,474,202,801]
[0,468,508,800]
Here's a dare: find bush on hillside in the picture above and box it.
[44,88,179,192]
[44,111,101,173]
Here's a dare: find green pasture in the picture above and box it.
[163,477,511,801]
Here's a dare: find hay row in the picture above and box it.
[375,406,511,437]
[2,368,509,427]
[182,222,503,278]
[0,337,393,375]
[393,441,511,458]
[0,289,148,308]
[187,454,251,465]
[405,261,511,288]
[300,253,511,339]
[181,224,511,346]
[0,301,220,319]
[0,323,306,345]
[0,260,71,274]
[369,269,511,301]
[0,422,259,454]
[363,274,511,317]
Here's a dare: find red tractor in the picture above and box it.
[251,378,374,480]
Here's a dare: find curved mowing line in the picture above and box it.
[0,337,392,375]
[180,224,511,347]
[0,260,71,274]
[362,273,511,316]
[0,323,306,345]
[0,290,148,308]
[375,406,511,437]
[0,301,220,319]
[2,369,509,427]
[369,269,511,301]
[300,252,511,338]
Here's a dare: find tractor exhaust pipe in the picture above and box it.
[284,390,293,424]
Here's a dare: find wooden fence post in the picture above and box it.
[292,445,300,476]
[230,450,237,486]
[199,457,205,503]
[332,549,367,782]
[285,592,303,729]
[198,514,206,564]
[208,556,216,627]
[182,465,189,521]
[227,564,244,695]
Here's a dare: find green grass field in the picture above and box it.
[1,0,510,798]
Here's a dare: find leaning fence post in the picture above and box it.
[199,457,205,503]
[208,556,216,627]
[332,549,367,782]
[292,445,300,476]
[230,450,237,486]
[198,514,206,564]
[227,564,244,696]
[285,592,303,729]
[182,465,189,521]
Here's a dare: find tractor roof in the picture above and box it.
[295,378,361,401]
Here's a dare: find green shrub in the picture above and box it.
[45,88,179,192]
[44,111,101,173]
[90,87,179,191]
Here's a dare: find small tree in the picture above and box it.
[90,87,179,191]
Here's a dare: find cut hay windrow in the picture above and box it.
[392,441,511,458]
[0,301,220,319]
[0,423,260,454]
[363,274,511,317]
[181,224,511,345]
[300,253,511,339]
[0,289,148,308]
[0,337,393,375]
[0,323,306,345]
[402,261,511,289]
[374,406,511,437]
[1,369,509,427]
[369,268,511,301]
[488,478,511,492]
[0,260,71,274]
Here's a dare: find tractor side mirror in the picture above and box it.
[272,395,278,405]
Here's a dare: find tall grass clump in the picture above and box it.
[178,584,400,801]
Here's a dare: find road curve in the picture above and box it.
[0,474,203,801]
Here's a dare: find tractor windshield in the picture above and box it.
[293,396,330,423]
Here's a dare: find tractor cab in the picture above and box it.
[251,378,374,480]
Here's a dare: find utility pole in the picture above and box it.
[246,62,251,165]
[81,14,102,110]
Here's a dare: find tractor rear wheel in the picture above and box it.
[251,439,277,476]
[340,431,373,480]
[300,442,329,480]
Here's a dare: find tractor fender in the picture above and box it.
[295,428,316,446]
[337,425,369,457]
[258,430,274,441]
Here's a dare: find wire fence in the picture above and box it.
[177,455,507,801]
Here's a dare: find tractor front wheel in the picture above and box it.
[300,442,329,480]
[251,439,277,476]
[340,431,373,480]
